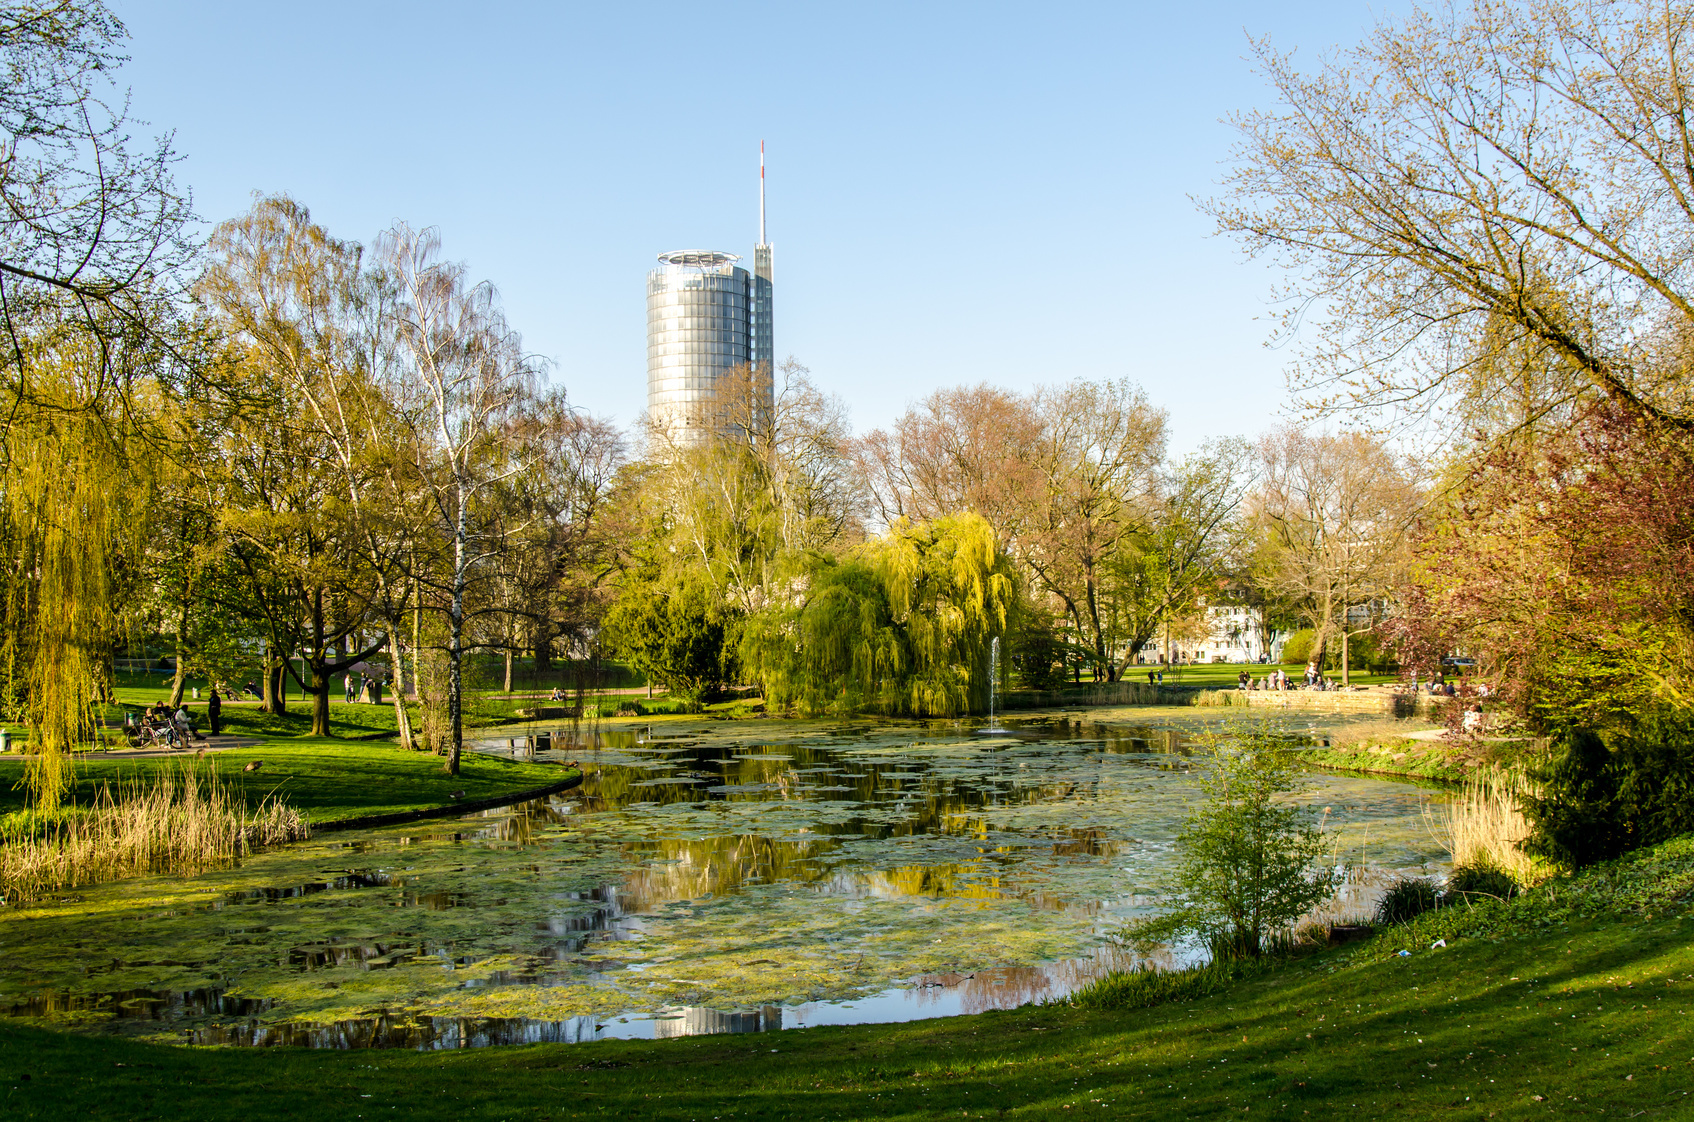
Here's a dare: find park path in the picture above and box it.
[4,735,268,760]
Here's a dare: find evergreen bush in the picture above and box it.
[1520,712,1694,870]
[1444,864,1518,902]
[1373,877,1439,925]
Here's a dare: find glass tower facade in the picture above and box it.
[646,248,773,445]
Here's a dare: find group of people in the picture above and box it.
[1235,666,1331,691]
[124,687,225,749]
[127,699,201,749]
[343,673,384,705]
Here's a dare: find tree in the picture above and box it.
[1251,429,1421,685]
[739,512,1016,716]
[197,197,405,737]
[380,223,539,775]
[1104,440,1256,675]
[1018,381,1167,680]
[1210,0,1694,439]
[1399,406,1694,724]
[1140,728,1340,958]
[856,379,1178,682]
[602,570,733,709]
[0,1,190,809]
[854,383,1041,538]
[476,394,625,693]
[0,1,192,361]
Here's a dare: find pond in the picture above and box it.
[0,709,1449,1048]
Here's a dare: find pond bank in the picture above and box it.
[0,739,574,826]
[1305,729,1543,783]
[4,836,1689,1119]
[1003,681,1438,718]
[313,770,582,833]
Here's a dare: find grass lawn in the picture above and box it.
[0,740,575,826]
[3,840,1693,1118]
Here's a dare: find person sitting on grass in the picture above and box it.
[244,680,261,700]
[549,687,567,702]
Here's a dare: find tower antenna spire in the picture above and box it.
[759,139,766,245]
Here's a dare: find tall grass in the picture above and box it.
[0,761,308,904]
[1430,770,1544,885]
[1070,958,1271,1011]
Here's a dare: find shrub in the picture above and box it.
[1070,959,1264,1011]
[1521,711,1694,870]
[1445,864,1518,902]
[1134,726,1341,958]
[1520,728,1629,870]
[1612,709,1694,847]
[1280,629,1314,666]
[615,701,646,717]
[1374,877,1439,925]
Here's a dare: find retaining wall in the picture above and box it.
[1001,683,1434,719]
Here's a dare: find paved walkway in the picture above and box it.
[5,735,268,761]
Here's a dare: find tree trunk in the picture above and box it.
[309,589,331,737]
[309,661,332,737]
[263,659,286,715]
[411,573,424,701]
[1341,627,1352,688]
[446,491,466,777]
[168,599,190,707]
[503,648,513,694]
[389,630,416,751]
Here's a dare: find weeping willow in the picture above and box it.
[744,513,1016,716]
[0,362,136,811]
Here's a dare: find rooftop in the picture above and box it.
[656,250,740,268]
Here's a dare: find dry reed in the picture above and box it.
[0,760,309,904]
[1428,770,1544,885]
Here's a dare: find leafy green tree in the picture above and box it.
[1141,729,1340,958]
[1521,714,1694,871]
[603,573,734,710]
[1520,729,1627,871]
[740,513,1015,717]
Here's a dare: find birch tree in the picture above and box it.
[380,223,539,775]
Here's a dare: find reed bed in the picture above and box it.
[1429,770,1544,885]
[0,761,309,904]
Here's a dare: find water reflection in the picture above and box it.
[1,710,1446,1048]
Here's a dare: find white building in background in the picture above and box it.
[1196,603,1283,664]
[1114,603,1287,666]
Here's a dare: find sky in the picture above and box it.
[113,0,1400,452]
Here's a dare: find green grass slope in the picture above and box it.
[0,741,574,825]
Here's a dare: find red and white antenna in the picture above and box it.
[759,139,767,246]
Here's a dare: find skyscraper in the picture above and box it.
[645,145,773,444]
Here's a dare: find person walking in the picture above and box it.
[207,688,222,736]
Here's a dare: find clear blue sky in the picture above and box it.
[115,1,1396,450]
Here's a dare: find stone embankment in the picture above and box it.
[1002,681,1436,718]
